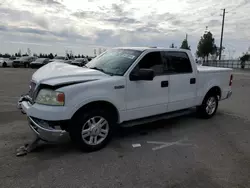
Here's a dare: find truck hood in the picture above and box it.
[32,62,110,86]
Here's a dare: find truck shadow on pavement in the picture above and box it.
[25,111,200,158]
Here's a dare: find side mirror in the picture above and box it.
[130,68,155,81]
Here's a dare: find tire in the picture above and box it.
[197,93,218,119]
[2,62,7,67]
[69,108,115,152]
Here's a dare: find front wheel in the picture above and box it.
[197,93,218,118]
[3,62,7,67]
[69,108,114,151]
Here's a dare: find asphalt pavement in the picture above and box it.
[0,68,250,188]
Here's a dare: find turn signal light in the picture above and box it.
[57,93,65,103]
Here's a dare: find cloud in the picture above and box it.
[72,10,98,19]
[0,7,49,29]
[0,24,92,43]
[29,0,63,6]
[0,0,249,58]
[111,3,126,17]
[7,41,53,46]
[104,17,139,24]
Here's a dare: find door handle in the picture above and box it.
[161,81,169,87]
[190,78,196,84]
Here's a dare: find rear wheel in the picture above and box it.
[69,108,115,151]
[197,93,218,118]
[2,62,7,67]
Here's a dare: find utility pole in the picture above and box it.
[219,9,226,60]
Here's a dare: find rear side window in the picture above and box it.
[137,52,164,75]
[162,51,192,74]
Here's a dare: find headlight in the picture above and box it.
[35,89,65,106]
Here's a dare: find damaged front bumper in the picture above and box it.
[17,95,69,142]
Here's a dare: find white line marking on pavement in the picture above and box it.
[147,139,192,151]
[132,143,141,148]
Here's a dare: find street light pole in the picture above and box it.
[219,9,226,60]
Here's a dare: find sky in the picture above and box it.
[0,0,249,58]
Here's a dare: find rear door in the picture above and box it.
[162,51,197,112]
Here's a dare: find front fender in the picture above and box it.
[58,78,126,122]
[69,96,122,120]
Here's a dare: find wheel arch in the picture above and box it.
[71,100,120,123]
[203,86,222,102]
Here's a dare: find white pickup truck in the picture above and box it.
[18,47,233,151]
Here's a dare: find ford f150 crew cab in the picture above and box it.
[17,47,233,151]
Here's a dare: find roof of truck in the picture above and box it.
[114,47,190,52]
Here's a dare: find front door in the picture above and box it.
[162,51,197,112]
[125,51,169,121]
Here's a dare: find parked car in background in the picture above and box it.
[71,58,89,67]
[13,56,37,68]
[49,56,69,63]
[0,57,9,67]
[30,58,50,69]
[87,56,95,61]
[5,57,17,67]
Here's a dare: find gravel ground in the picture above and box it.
[0,68,250,188]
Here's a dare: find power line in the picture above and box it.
[219,9,226,60]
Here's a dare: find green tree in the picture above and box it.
[170,43,176,48]
[180,39,190,50]
[48,53,54,59]
[16,51,21,57]
[240,53,250,69]
[2,53,11,58]
[196,31,216,61]
[18,49,22,57]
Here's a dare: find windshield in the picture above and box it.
[54,56,65,60]
[35,58,46,62]
[73,59,85,62]
[18,57,30,61]
[85,49,142,76]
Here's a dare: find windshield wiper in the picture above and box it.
[87,66,115,76]
[89,67,105,72]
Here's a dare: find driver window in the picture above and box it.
[137,52,164,75]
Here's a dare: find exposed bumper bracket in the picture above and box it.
[17,94,31,114]
[16,136,41,157]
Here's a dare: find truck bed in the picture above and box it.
[196,65,232,103]
[197,65,232,73]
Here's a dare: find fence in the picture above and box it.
[202,60,250,69]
